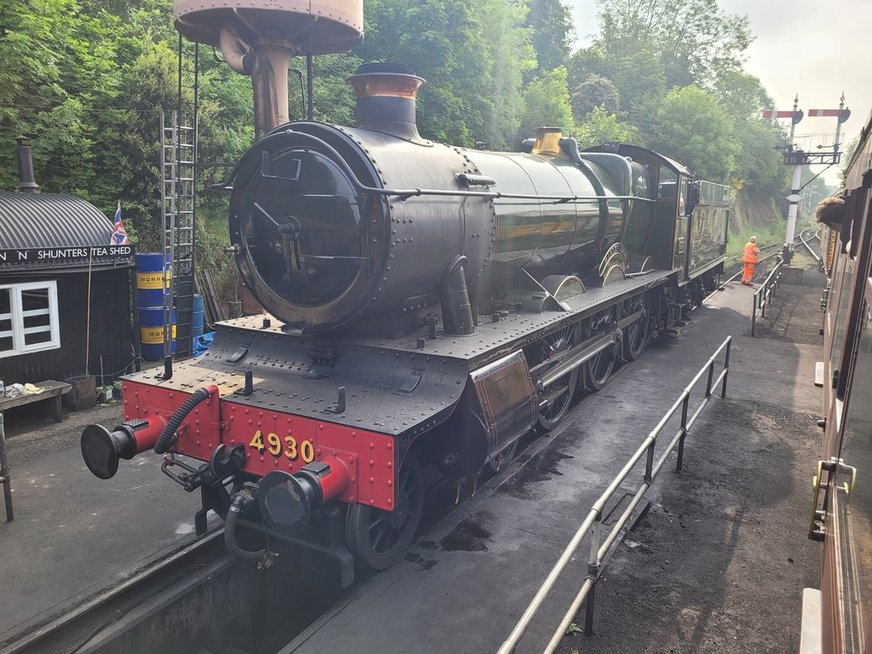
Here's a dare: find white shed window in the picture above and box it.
[0,281,60,358]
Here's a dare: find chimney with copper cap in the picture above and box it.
[346,63,426,140]
[16,136,39,193]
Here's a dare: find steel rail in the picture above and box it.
[798,226,822,262]
[497,336,731,654]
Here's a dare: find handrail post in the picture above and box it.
[583,579,597,636]
[644,440,655,483]
[751,293,757,337]
[584,518,602,636]
[0,412,12,521]
[705,361,714,398]
[721,339,731,398]
[676,394,690,471]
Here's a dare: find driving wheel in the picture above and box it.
[345,455,423,570]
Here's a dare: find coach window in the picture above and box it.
[0,281,61,358]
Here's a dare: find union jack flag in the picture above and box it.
[111,200,129,245]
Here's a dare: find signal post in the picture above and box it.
[764,95,850,264]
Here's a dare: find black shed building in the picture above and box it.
[0,191,134,386]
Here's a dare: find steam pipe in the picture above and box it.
[440,256,475,336]
[218,24,249,75]
[250,46,293,139]
[215,23,292,139]
[225,493,272,565]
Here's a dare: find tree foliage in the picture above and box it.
[568,42,666,134]
[567,0,786,192]
[575,106,642,148]
[526,0,575,73]
[359,0,534,148]
[571,74,620,122]
[648,86,737,182]
[715,71,786,191]
[596,0,753,87]
[518,67,574,140]
[0,0,790,269]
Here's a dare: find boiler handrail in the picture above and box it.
[218,128,654,205]
[497,336,732,654]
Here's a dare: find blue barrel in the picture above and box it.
[139,307,176,361]
[192,294,205,338]
[135,252,171,309]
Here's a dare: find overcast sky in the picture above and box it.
[568,0,872,181]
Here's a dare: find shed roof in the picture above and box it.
[0,192,132,273]
[0,192,112,248]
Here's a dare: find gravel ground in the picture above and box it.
[557,263,824,654]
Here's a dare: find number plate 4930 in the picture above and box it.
[249,430,315,463]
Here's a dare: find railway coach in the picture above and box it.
[804,109,872,654]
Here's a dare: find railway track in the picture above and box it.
[0,531,238,654]
[0,525,344,654]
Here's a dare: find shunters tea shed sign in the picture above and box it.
[0,245,133,264]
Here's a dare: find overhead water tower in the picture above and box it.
[174,0,363,137]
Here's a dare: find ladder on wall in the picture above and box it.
[158,37,199,360]
[159,111,176,362]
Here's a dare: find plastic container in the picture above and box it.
[192,294,205,338]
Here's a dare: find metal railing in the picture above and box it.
[751,259,784,337]
[498,336,732,654]
[0,413,12,521]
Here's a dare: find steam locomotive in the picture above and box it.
[81,63,730,585]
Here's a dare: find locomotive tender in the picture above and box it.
[81,63,730,584]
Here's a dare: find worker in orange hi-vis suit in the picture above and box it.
[741,236,759,285]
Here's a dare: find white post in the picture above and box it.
[784,165,803,264]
